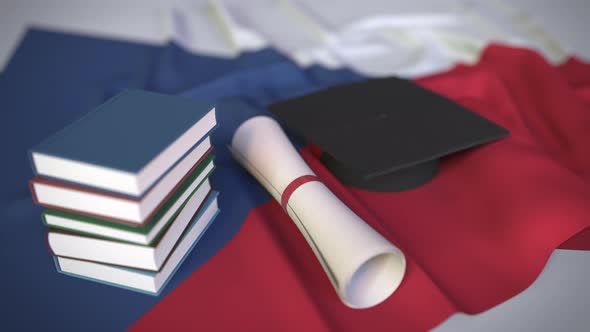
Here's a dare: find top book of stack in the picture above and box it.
[28,90,216,225]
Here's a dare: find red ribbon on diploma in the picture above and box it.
[281,175,321,211]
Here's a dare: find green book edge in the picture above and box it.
[42,154,215,245]
[54,192,220,296]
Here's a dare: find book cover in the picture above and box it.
[48,181,213,270]
[29,89,216,197]
[30,148,213,225]
[43,156,215,245]
[54,192,220,295]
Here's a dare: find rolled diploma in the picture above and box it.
[230,116,406,309]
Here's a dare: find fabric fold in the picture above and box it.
[134,44,590,331]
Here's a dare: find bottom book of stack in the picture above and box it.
[44,170,219,295]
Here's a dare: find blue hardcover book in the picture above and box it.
[30,89,216,197]
[54,191,220,295]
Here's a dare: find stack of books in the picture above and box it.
[28,90,219,295]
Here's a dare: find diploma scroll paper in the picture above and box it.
[230,116,406,309]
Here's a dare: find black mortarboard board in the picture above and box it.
[269,77,509,192]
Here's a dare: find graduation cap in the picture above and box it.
[268,77,509,192]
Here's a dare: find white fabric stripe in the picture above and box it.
[434,249,590,332]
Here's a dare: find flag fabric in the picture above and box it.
[131,45,590,332]
[1,29,589,331]
[0,29,360,331]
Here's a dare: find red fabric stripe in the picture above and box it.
[560,227,590,250]
[130,203,455,332]
[281,175,321,210]
[131,45,590,332]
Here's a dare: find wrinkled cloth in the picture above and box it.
[131,45,590,332]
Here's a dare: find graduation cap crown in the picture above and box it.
[269,77,509,192]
